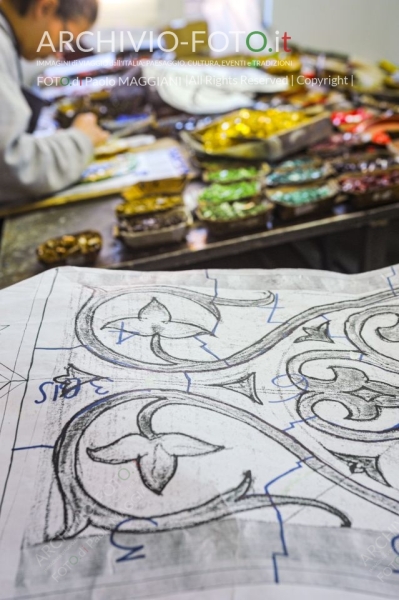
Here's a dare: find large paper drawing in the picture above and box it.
[0,266,399,600]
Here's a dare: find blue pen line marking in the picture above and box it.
[391,535,399,574]
[382,422,399,432]
[184,372,192,393]
[388,267,398,297]
[259,294,284,324]
[110,517,158,563]
[265,457,313,584]
[194,335,221,361]
[269,375,309,404]
[105,322,140,346]
[283,416,316,432]
[322,318,349,342]
[268,294,284,324]
[13,445,54,451]
[271,375,306,388]
[205,270,220,335]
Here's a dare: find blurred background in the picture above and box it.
[95,0,399,62]
[7,0,399,286]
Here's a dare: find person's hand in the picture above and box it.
[72,113,109,147]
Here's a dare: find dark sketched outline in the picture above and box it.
[52,385,399,542]
[76,285,399,373]
[49,284,399,547]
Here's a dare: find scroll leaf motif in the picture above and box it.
[54,363,111,398]
[87,434,149,464]
[139,298,171,323]
[138,444,177,495]
[292,361,399,441]
[87,432,224,495]
[160,433,223,456]
[295,322,333,344]
[331,452,391,488]
[216,373,263,405]
[103,297,213,340]
[379,317,399,342]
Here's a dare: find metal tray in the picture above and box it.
[265,164,334,187]
[115,209,193,249]
[267,180,339,221]
[339,168,399,209]
[181,113,333,162]
[202,163,271,184]
[196,203,273,237]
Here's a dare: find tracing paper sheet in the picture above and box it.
[0,266,399,600]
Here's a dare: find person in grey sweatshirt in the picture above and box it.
[0,0,108,204]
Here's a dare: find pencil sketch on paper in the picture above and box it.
[1,266,399,600]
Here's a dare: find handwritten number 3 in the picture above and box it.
[35,378,113,404]
[89,380,111,396]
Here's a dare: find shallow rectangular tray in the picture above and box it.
[182,112,333,162]
[339,168,399,209]
[196,203,273,237]
[266,180,339,221]
[115,209,193,249]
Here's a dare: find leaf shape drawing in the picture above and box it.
[87,431,224,495]
[138,443,177,495]
[102,318,149,336]
[161,322,213,339]
[102,294,212,339]
[160,433,224,457]
[87,434,151,464]
[139,298,171,324]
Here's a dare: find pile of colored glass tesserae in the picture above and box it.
[341,169,399,193]
[206,167,259,183]
[199,109,308,151]
[37,231,102,265]
[266,167,327,186]
[199,181,260,204]
[308,133,371,158]
[200,201,268,221]
[271,185,332,206]
[332,155,399,174]
[277,158,317,170]
[118,210,187,233]
[116,195,183,217]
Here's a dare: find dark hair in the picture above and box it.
[12,0,98,23]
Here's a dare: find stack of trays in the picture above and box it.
[265,158,338,220]
[114,177,192,249]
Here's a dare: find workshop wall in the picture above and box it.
[272,0,399,62]
[96,0,185,29]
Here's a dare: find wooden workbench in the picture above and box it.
[0,194,396,289]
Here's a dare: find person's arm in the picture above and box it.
[0,69,107,203]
